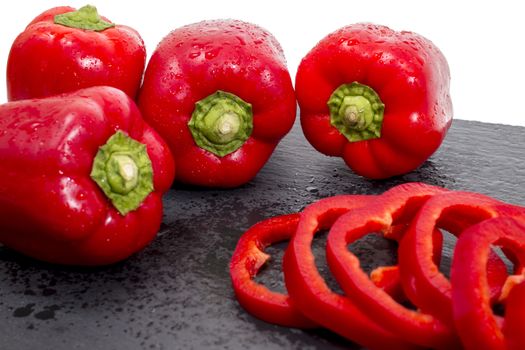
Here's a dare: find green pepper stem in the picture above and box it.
[118,157,138,181]
[328,82,385,142]
[54,5,115,32]
[216,112,240,138]
[188,91,253,157]
[106,154,139,195]
[90,131,154,215]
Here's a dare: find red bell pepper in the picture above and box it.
[325,183,459,349]
[398,191,525,323]
[282,194,421,350]
[229,213,316,328]
[7,5,146,101]
[295,23,452,179]
[138,20,296,187]
[0,86,175,265]
[451,217,525,350]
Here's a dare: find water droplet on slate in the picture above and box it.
[306,186,318,193]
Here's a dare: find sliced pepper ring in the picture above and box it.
[229,213,316,328]
[451,217,525,350]
[283,188,426,350]
[398,191,525,323]
[326,183,459,349]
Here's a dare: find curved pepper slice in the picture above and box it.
[0,86,175,265]
[138,19,296,187]
[282,192,422,350]
[295,23,452,179]
[326,183,459,349]
[7,5,146,101]
[229,214,316,328]
[451,217,525,350]
[504,281,525,350]
[370,265,406,303]
[398,191,525,323]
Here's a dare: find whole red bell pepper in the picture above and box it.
[7,5,146,101]
[451,217,525,350]
[0,86,175,265]
[138,19,296,187]
[296,23,453,179]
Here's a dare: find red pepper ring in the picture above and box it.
[451,217,525,350]
[398,192,525,323]
[229,213,316,328]
[229,211,411,329]
[283,191,424,350]
[326,184,460,349]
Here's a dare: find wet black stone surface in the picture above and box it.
[0,119,524,350]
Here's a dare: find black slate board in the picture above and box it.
[0,119,524,350]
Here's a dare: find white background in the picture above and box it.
[1,0,524,126]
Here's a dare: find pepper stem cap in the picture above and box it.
[188,90,253,157]
[90,131,154,215]
[328,82,385,142]
[54,5,115,31]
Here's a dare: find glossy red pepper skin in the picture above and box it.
[229,214,316,328]
[398,192,525,323]
[296,23,452,179]
[282,194,422,350]
[0,86,175,265]
[7,6,146,101]
[326,183,460,349]
[451,217,525,350]
[138,20,296,188]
